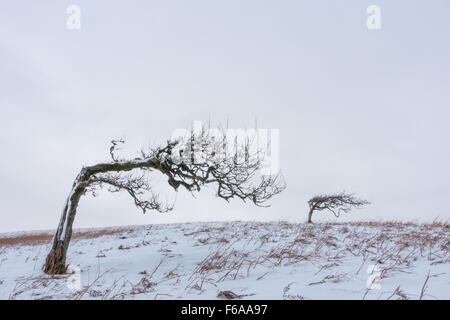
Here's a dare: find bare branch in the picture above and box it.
[307,192,370,223]
[89,172,173,213]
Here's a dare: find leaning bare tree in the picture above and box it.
[307,192,370,223]
[44,127,285,274]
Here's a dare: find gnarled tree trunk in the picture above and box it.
[43,171,89,274]
[43,159,161,274]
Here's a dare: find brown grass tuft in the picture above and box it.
[0,228,135,248]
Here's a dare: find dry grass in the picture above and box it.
[2,220,449,300]
[184,220,449,299]
[0,228,136,248]
[0,234,53,247]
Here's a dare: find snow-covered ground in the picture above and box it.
[0,221,448,300]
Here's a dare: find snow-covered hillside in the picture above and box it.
[0,221,448,300]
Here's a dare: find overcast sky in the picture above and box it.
[1,1,449,232]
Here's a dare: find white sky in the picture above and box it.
[1,0,449,232]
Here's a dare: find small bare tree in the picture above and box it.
[307,192,370,223]
[44,127,285,274]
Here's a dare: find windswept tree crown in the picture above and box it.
[44,124,286,274]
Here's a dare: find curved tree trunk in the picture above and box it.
[43,159,160,274]
[43,171,88,274]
